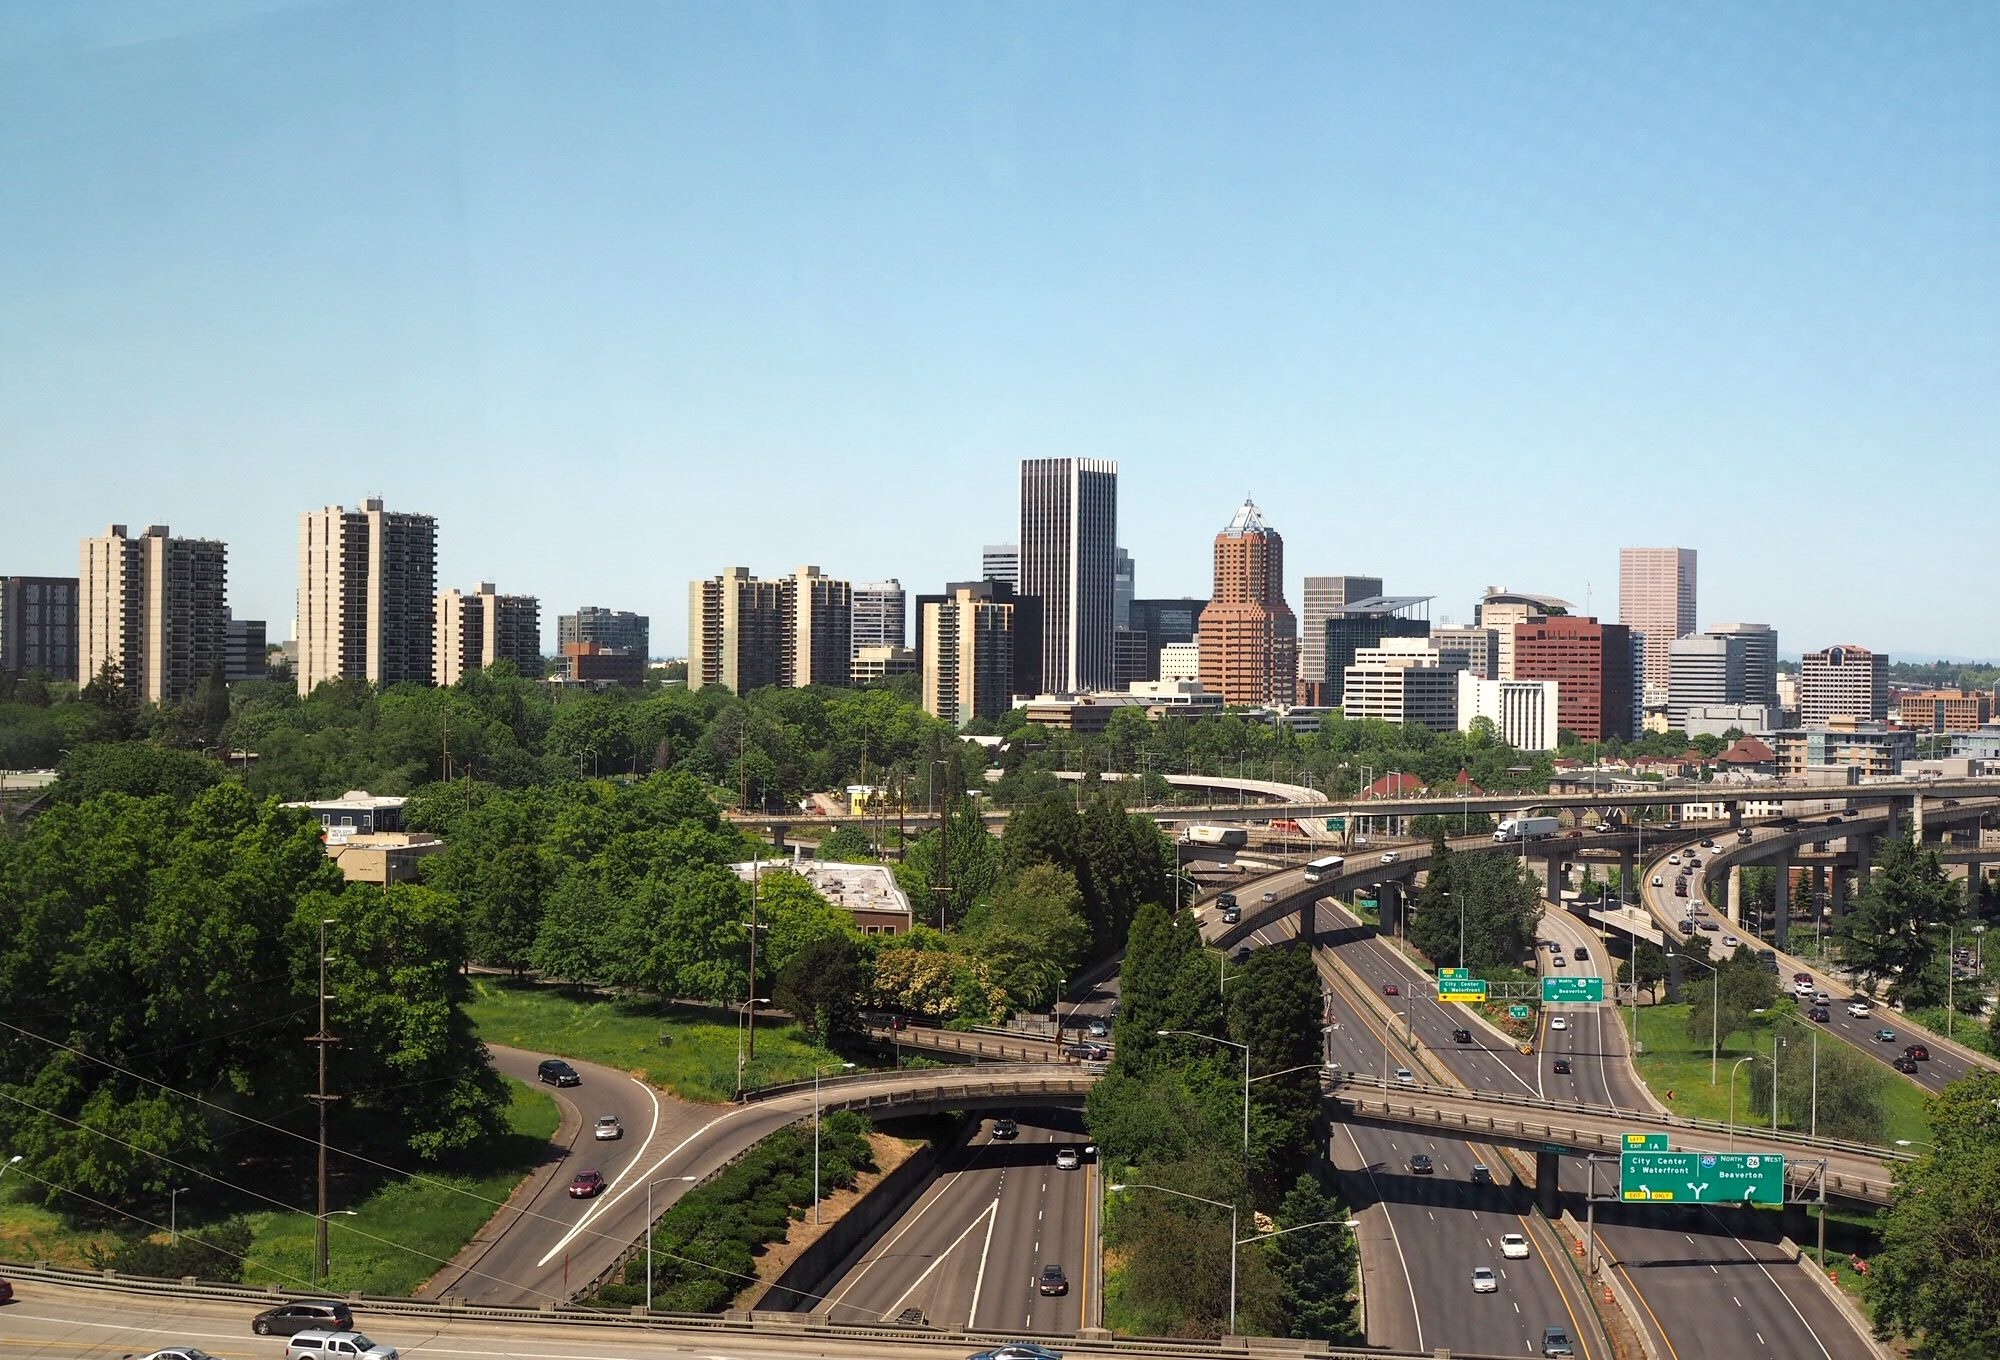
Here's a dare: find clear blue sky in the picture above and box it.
[3,1,1995,660]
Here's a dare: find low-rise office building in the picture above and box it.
[1772,719,1917,779]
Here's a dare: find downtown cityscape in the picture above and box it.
[3,7,1999,1360]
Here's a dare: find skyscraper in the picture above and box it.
[1300,575,1384,691]
[1112,548,1135,630]
[687,566,851,693]
[1322,597,1431,705]
[851,580,907,654]
[1019,458,1118,693]
[921,584,1017,727]
[79,525,229,704]
[437,583,541,685]
[1619,547,1697,697]
[1511,616,1637,742]
[0,575,80,681]
[1799,645,1888,727]
[297,499,438,695]
[1705,623,1778,708]
[980,544,1019,589]
[1667,634,1746,732]
[1196,498,1297,705]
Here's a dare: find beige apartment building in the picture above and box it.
[79,524,229,704]
[436,583,541,685]
[921,585,1016,726]
[1798,644,1888,727]
[688,565,852,693]
[297,499,438,694]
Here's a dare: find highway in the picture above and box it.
[1286,885,1875,1360]
[816,1112,1094,1332]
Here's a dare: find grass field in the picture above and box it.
[239,1077,559,1296]
[464,976,848,1103]
[1621,1003,1930,1148]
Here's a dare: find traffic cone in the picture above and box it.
[1604,1286,1613,1304]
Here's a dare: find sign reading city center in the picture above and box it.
[1436,968,1488,1003]
[1542,976,1605,1004]
[1620,1150,1785,1204]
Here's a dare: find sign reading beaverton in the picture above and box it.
[1542,976,1605,1004]
[1620,1150,1785,1204]
[1437,968,1489,1003]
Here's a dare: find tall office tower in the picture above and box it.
[1112,548,1135,630]
[297,499,438,695]
[981,544,1019,589]
[1667,633,1746,732]
[1118,596,1208,686]
[436,583,541,685]
[79,525,229,704]
[557,606,650,657]
[851,580,907,657]
[688,566,851,693]
[1196,498,1298,705]
[1019,458,1118,692]
[1510,616,1636,742]
[1475,587,1571,679]
[1321,597,1431,705]
[1457,673,1560,751]
[1799,645,1888,727]
[224,612,267,682]
[1705,623,1778,708]
[0,575,80,680]
[1430,625,1497,680]
[1300,575,1385,690]
[1619,547,1697,698]
[913,580,1042,699]
[1339,641,1458,732]
[921,584,1017,727]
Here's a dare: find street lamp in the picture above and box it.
[315,1209,358,1280]
[644,1175,701,1311]
[813,1061,857,1224]
[1668,950,1723,1085]
[1727,1056,1756,1150]
[1111,1181,1240,1334]
[1159,1029,1250,1155]
[170,1185,191,1244]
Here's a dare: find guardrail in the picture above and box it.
[3,1264,1499,1360]
[738,1063,1069,1103]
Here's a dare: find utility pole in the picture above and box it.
[932,758,952,930]
[745,871,762,1062]
[307,918,341,1283]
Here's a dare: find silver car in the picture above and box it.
[593,1114,623,1140]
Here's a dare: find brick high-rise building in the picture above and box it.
[1511,616,1636,742]
[0,575,80,681]
[437,583,541,685]
[688,566,850,693]
[1300,575,1384,691]
[79,525,229,704]
[1019,458,1117,693]
[1799,645,1888,727]
[1619,547,1697,697]
[1196,498,1297,706]
[297,499,438,694]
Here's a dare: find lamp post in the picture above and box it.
[1111,1182,1240,1334]
[1159,1030,1250,1155]
[316,1209,358,1280]
[1667,949,1722,1085]
[1727,1056,1755,1150]
[170,1185,190,1243]
[644,1175,701,1311]
[813,1061,857,1224]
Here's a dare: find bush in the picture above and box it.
[96,1218,253,1282]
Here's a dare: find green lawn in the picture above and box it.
[1621,1003,1930,1148]
[464,976,849,1103]
[240,1077,559,1296]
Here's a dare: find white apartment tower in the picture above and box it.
[1019,458,1118,693]
[1619,547,1697,698]
[79,524,229,704]
[297,499,438,695]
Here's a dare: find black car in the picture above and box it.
[1573,946,1588,960]
[1232,946,1251,963]
[1552,1057,1572,1075]
[1893,1056,1919,1074]
[1470,1163,1494,1184]
[1038,1263,1069,1296]
[1407,1153,1434,1174]
[1452,1028,1473,1044]
[536,1058,581,1087]
[991,1119,1019,1140]
[1807,1005,1831,1022]
[252,1302,354,1337]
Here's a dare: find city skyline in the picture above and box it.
[3,4,1996,658]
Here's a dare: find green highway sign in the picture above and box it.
[1509,1004,1532,1020]
[1326,817,1347,831]
[1542,976,1605,1004]
[1439,968,1471,981]
[1622,1133,1669,1152]
[1439,980,1489,1003]
[1620,1151,1785,1204]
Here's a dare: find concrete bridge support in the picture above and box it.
[768,822,791,850]
[1535,1148,1562,1217]
[1727,865,1743,926]
[1773,853,1793,951]
[1545,855,1565,903]
[1730,802,1744,830]
[1299,893,1317,947]
[1379,882,1407,939]
[1620,852,1636,905]
[1853,834,1874,903]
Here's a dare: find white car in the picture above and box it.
[1548,1016,1569,1031]
[593,1115,623,1141]
[1471,1265,1498,1293]
[1394,1067,1415,1084]
[1054,1147,1080,1170]
[1723,934,1741,948]
[1380,851,1400,865]
[1847,1001,1872,1018]
[1667,854,1682,866]
[1792,981,1816,999]
[1500,1233,1530,1259]
[1650,876,1663,888]
[124,1352,223,1360]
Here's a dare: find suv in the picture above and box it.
[252,1303,354,1337]
[1452,1028,1473,1044]
[284,1332,398,1360]
[536,1058,581,1087]
[1038,1263,1069,1296]
[1221,904,1241,923]
[1542,1324,1575,1357]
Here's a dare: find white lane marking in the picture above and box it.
[823,1136,991,1314]
[536,1102,753,1267]
[965,1188,1004,1329]
[1341,1122,1424,1353]
[880,1194,998,1324]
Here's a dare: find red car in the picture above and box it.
[1383,983,1400,996]
[568,1170,607,1199]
